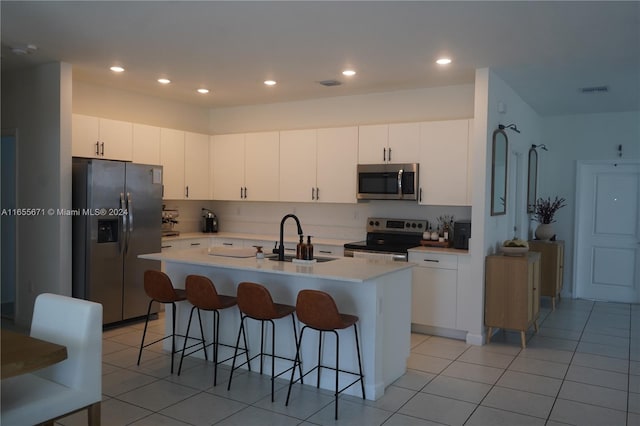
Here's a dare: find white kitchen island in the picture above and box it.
[140,248,413,400]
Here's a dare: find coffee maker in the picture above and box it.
[453,220,471,249]
[202,208,218,233]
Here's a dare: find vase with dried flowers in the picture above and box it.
[533,196,566,240]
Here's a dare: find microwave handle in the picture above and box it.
[397,168,403,197]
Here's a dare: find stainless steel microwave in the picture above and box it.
[357,163,419,201]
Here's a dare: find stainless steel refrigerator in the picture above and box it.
[72,158,163,324]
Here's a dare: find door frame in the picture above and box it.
[573,159,640,301]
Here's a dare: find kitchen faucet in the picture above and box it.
[277,214,304,261]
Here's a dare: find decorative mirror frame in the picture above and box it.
[527,147,538,213]
[490,129,508,216]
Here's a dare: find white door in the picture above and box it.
[575,161,640,302]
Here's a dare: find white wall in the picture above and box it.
[73,80,211,134]
[541,111,640,296]
[209,85,474,133]
[462,68,541,343]
[1,62,73,327]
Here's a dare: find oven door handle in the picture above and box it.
[397,168,403,198]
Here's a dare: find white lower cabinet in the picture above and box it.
[409,251,458,329]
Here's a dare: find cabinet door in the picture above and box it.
[419,119,470,205]
[245,131,280,201]
[132,123,161,165]
[72,114,100,158]
[184,132,210,199]
[211,134,245,201]
[279,129,317,202]
[388,122,420,164]
[99,118,133,161]
[160,128,185,199]
[358,124,388,164]
[316,127,358,203]
[411,266,457,329]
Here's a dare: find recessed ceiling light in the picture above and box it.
[157,78,171,84]
[342,69,356,77]
[436,58,452,65]
[264,80,277,86]
[197,88,210,94]
[110,66,125,73]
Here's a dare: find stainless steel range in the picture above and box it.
[344,217,428,261]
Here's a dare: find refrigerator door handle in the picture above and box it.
[119,192,126,254]
[125,192,133,254]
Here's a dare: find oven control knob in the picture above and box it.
[405,223,410,228]
[418,223,423,229]
[375,221,380,226]
[411,223,417,228]
[369,220,374,226]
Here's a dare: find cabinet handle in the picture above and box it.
[316,187,319,200]
[419,188,423,203]
[190,242,201,246]
[100,142,105,156]
[185,186,189,198]
[240,187,243,199]
[319,250,332,254]
[423,259,440,263]
[223,242,233,246]
[95,141,100,156]
[388,148,392,162]
[311,188,315,200]
[383,147,386,162]
[244,187,247,199]
[161,245,172,249]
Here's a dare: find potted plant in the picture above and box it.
[533,196,566,240]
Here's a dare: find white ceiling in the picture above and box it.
[2,1,638,116]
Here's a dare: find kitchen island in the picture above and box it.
[140,248,413,400]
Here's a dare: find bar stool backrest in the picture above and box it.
[237,282,279,320]
[296,289,344,330]
[185,275,223,310]
[144,270,180,303]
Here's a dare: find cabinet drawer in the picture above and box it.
[314,244,344,257]
[409,252,458,270]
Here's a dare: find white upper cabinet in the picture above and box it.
[160,128,185,200]
[244,131,280,201]
[72,114,133,161]
[316,126,358,203]
[279,129,317,202]
[388,122,420,163]
[358,124,388,164]
[211,133,245,201]
[184,132,210,200]
[358,123,419,164]
[280,127,358,203]
[132,123,161,165]
[418,119,471,206]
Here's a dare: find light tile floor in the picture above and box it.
[51,298,638,425]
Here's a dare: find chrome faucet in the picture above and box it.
[277,214,303,261]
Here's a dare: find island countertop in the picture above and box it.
[140,248,413,283]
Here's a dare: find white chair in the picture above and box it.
[1,293,103,426]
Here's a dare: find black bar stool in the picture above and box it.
[286,289,365,420]
[137,270,203,374]
[227,281,303,402]
[177,275,248,385]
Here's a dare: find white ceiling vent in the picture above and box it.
[579,85,609,94]
[319,79,342,87]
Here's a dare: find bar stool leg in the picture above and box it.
[196,308,209,361]
[354,324,365,399]
[171,302,177,374]
[213,310,219,386]
[137,299,154,366]
[317,331,323,388]
[228,315,247,391]
[285,326,306,406]
[178,305,197,375]
[290,313,303,384]
[334,330,339,420]
[269,319,276,402]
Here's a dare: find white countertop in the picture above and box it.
[162,232,351,247]
[140,248,413,283]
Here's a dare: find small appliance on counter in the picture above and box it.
[202,208,218,233]
[162,208,180,237]
[453,220,471,250]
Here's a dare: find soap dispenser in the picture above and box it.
[296,235,305,260]
[304,236,314,260]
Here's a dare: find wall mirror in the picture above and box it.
[527,147,538,213]
[490,129,508,216]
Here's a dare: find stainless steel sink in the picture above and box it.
[264,254,336,263]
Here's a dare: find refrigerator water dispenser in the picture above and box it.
[97,219,119,243]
